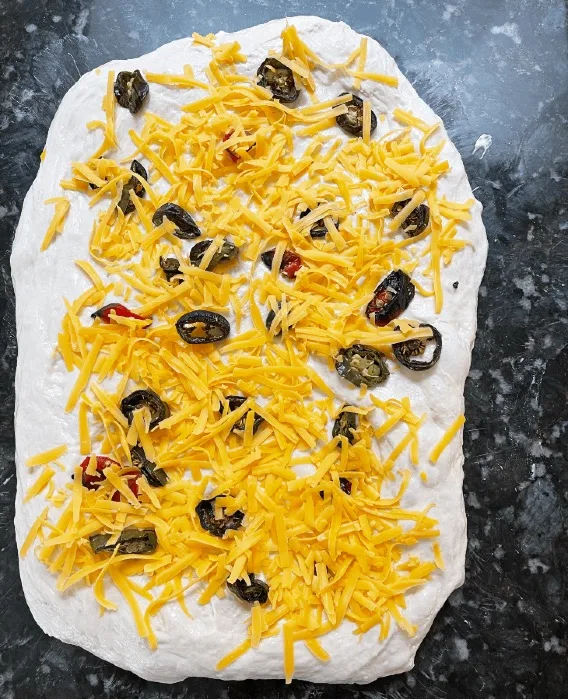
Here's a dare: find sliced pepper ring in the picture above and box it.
[332,408,358,445]
[336,93,377,137]
[195,496,245,538]
[335,344,390,388]
[257,58,299,103]
[227,574,269,605]
[189,239,239,271]
[393,323,442,371]
[225,395,264,434]
[159,255,181,282]
[176,310,230,344]
[391,199,430,237]
[113,70,149,114]
[365,269,415,326]
[120,389,169,429]
[260,248,302,279]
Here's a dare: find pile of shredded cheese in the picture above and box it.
[24,26,472,682]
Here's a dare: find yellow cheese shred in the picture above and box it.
[40,197,70,251]
[20,507,49,557]
[304,638,330,662]
[393,108,432,132]
[362,100,371,145]
[283,621,296,684]
[24,467,55,502]
[216,639,252,671]
[433,542,445,569]
[250,603,264,648]
[352,37,368,90]
[26,444,68,467]
[348,70,398,87]
[78,401,91,455]
[429,414,466,463]
[389,189,427,231]
[65,335,104,412]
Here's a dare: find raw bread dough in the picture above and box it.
[11,16,487,683]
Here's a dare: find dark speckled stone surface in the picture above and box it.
[1,0,567,697]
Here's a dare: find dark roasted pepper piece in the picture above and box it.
[89,528,157,555]
[336,93,377,137]
[335,344,390,388]
[189,239,239,271]
[120,389,169,430]
[228,574,269,605]
[176,310,230,344]
[117,159,148,215]
[390,199,430,237]
[225,395,264,434]
[159,255,181,282]
[260,249,302,279]
[257,58,299,103]
[131,444,168,487]
[332,408,358,445]
[393,323,442,371]
[114,70,149,114]
[195,496,245,538]
[299,207,338,239]
[152,203,201,240]
[365,270,415,326]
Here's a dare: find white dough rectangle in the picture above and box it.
[11,16,487,683]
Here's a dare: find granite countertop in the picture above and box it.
[0,0,567,697]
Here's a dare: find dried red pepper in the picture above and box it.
[91,303,149,325]
[261,249,303,279]
[111,470,140,501]
[79,456,139,500]
[79,455,120,490]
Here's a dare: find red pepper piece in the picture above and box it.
[365,289,394,322]
[365,270,415,327]
[111,470,140,502]
[79,455,120,490]
[223,130,240,163]
[281,250,302,279]
[91,303,148,325]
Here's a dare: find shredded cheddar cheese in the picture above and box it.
[348,70,399,88]
[40,197,70,251]
[429,414,466,463]
[352,37,368,90]
[362,100,372,144]
[25,467,56,502]
[26,444,68,467]
[28,22,474,683]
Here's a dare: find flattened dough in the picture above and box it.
[12,16,487,683]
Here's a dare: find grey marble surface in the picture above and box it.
[0,0,567,697]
